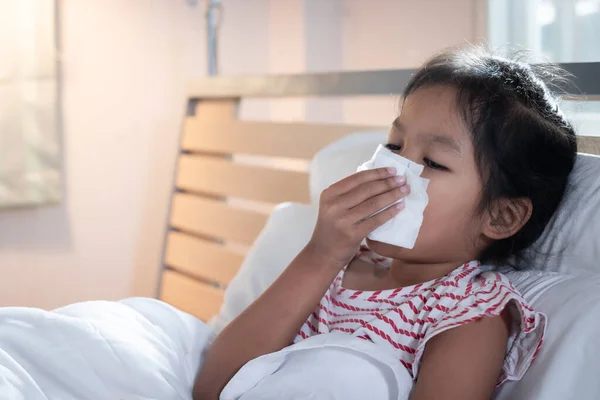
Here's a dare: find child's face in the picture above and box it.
[368,84,488,265]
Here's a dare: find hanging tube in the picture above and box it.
[206,0,221,76]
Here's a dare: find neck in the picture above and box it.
[365,239,478,287]
[388,259,464,287]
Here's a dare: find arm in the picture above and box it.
[410,311,511,400]
[192,167,408,400]
[192,247,341,400]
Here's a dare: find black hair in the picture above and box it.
[403,47,577,267]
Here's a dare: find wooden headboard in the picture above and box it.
[158,63,600,322]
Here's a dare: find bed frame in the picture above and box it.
[157,63,600,322]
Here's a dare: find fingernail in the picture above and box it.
[394,176,405,185]
[395,202,405,210]
[387,167,396,175]
[401,185,409,193]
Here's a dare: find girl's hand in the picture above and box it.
[306,167,409,269]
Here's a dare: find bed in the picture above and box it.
[158,62,600,323]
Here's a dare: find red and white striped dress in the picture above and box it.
[294,244,546,385]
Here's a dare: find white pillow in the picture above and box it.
[209,202,318,333]
[309,131,388,203]
[520,154,600,274]
[212,201,600,399]
[309,132,600,275]
[496,271,600,399]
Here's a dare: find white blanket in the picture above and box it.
[0,300,413,399]
[0,297,214,400]
[221,333,413,400]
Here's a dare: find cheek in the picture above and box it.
[420,177,482,234]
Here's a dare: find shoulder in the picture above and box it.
[415,268,546,385]
[459,269,536,323]
[430,269,541,344]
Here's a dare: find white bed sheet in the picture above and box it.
[0,297,214,400]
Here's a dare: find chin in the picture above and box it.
[365,238,409,258]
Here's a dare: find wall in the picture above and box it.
[0,0,208,308]
[341,0,486,125]
[0,0,484,309]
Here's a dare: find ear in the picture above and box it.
[482,198,533,241]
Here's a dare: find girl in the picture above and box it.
[193,47,577,400]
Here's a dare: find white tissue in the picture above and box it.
[357,144,429,249]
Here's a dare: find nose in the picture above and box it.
[397,146,421,166]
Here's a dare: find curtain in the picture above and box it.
[0,0,60,208]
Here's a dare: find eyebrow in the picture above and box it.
[423,133,463,155]
[392,118,463,155]
[392,118,403,131]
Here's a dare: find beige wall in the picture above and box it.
[342,0,487,125]
[0,0,209,308]
[0,0,484,309]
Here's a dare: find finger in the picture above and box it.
[340,175,406,209]
[328,167,396,197]
[357,201,405,235]
[349,185,410,222]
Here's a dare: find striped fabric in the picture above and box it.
[294,245,546,385]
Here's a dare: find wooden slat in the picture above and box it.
[160,270,224,321]
[170,193,268,245]
[578,136,600,155]
[165,231,244,285]
[177,155,310,203]
[193,100,238,120]
[182,118,381,159]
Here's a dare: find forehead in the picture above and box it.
[399,85,471,143]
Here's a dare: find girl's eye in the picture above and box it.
[424,158,448,171]
[385,143,402,151]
